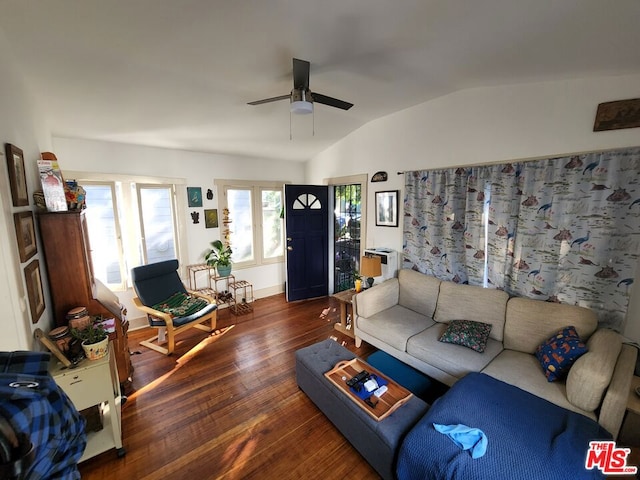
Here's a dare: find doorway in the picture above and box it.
[333,183,362,293]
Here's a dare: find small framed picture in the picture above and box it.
[14,211,37,262]
[204,209,219,228]
[24,259,45,323]
[187,187,203,207]
[375,190,399,227]
[5,143,29,206]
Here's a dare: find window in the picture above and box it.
[215,179,284,268]
[72,173,185,291]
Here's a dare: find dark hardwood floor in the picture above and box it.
[78,294,379,480]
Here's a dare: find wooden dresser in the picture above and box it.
[37,211,133,392]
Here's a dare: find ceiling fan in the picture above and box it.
[248,58,353,114]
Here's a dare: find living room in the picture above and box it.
[1,1,640,478]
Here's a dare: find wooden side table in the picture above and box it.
[332,289,356,338]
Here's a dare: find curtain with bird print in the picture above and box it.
[403,146,640,331]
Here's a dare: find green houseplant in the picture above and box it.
[71,321,109,360]
[205,239,233,277]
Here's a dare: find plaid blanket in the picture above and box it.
[0,351,86,480]
[152,292,209,317]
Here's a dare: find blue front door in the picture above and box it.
[285,185,329,301]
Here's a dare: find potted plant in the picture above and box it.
[71,320,109,360]
[205,239,233,277]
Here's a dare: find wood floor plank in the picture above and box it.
[78,294,379,479]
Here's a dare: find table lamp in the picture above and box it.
[360,255,382,288]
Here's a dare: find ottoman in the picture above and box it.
[295,340,429,480]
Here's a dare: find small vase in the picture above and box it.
[355,279,363,293]
[82,337,108,360]
[217,264,232,277]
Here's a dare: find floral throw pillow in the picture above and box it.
[535,326,588,382]
[438,320,493,353]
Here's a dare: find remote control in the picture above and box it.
[373,385,388,397]
[346,370,370,388]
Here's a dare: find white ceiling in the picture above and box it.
[1,0,639,162]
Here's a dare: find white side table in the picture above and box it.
[50,344,125,461]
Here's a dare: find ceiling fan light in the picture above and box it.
[290,100,313,115]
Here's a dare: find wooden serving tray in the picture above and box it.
[324,357,413,421]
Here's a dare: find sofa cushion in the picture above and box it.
[407,323,502,379]
[534,326,588,382]
[503,298,597,354]
[397,269,441,317]
[433,282,509,342]
[481,350,595,419]
[354,278,399,319]
[438,320,493,353]
[566,328,623,412]
[356,305,434,352]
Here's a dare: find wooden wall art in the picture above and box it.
[593,98,640,131]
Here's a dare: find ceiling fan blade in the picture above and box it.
[247,94,291,106]
[312,93,353,110]
[292,58,310,90]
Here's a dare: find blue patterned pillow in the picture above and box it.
[438,320,493,353]
[535,326,588,382]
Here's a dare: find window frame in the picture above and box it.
[215,179,286,269]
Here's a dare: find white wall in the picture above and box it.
[307,73,640,343]
[0,32,54,350]
[52,137,305,326]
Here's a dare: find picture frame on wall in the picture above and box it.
[187,187,203,207]
[204,209,219,228]
[14,211,37,262]
[375,190,399,227]
[5,143,29,206]
[24,259,45,323]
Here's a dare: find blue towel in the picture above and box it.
[433,423,488,459]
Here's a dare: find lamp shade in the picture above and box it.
[360,255,382,279]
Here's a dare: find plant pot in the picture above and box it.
[216,264,232,277]
[82,337,108,360]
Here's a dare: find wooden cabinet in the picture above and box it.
[38,211,133,391]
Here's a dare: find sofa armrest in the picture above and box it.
[598,344,638,439]
[353,278,399,319]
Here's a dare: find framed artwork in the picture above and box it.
[375,190,399,227]
[14,211,37,262]
[5,143,29,206]
[204,209,219,228]
[24,260,45,323]
[187,187,203,207]
[593,98,640,131]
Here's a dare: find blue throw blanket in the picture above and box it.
[396,372,611,480]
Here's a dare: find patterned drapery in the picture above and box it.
[403,147,640,330]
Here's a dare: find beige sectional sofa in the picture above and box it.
[353,269,638,438]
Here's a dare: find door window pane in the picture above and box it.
[139,186,177,264]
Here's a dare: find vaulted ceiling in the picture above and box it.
[1,0,639,161]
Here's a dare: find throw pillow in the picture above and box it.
[438,320,493,353]
[535,326,588,382]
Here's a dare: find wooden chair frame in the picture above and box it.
[133,290,217,355]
